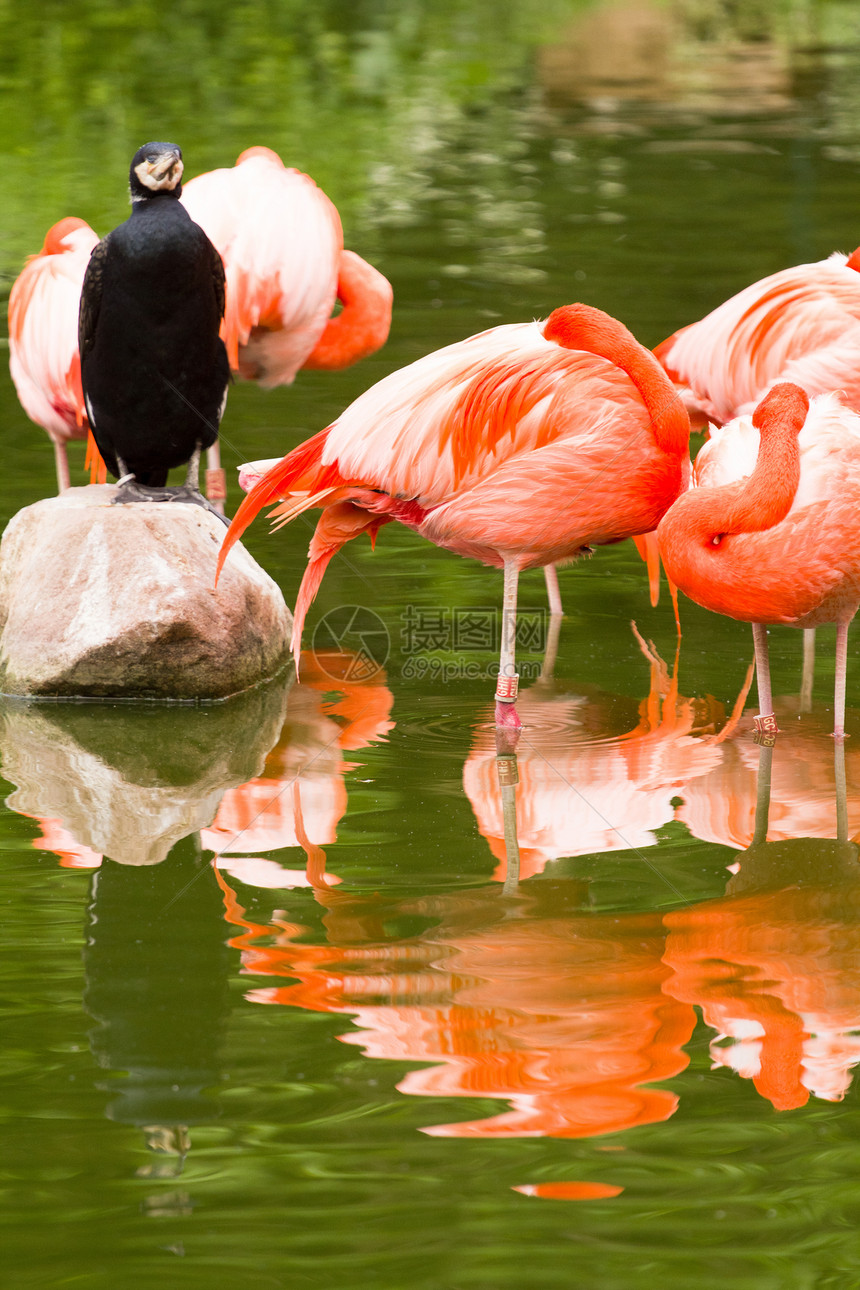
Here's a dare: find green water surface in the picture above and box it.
[3,3,860,1287]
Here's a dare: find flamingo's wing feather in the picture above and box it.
[321,321,654,504]
[8,220,98,443]
[182,156,342,384]
[658,255,860,422]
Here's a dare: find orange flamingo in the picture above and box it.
[180,145,393,387]
[657,383,860,738]
[654,246,860,425]
[217,303,690,728]
[652,250,860,692]
[7,217,106,491]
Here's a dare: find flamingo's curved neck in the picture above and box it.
[659,381,805,570]
[720,383,805,535]
[655,384,807,620]
[543,304,690,455]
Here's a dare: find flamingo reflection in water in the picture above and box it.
[664,712,860,1111]
[202,651,394,889]
[225,880,696,1152]
[217,641,771,1180]
[677,700,860,849]
[214,640,808,1196]
[464,622,749,886]
[30,817,102,870]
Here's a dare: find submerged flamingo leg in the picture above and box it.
[833,619,850,741]
[799,627,816,712]
[495,558,522,729]
[835,740,849,840]
[543,563,563,616]
[752,622,778,735]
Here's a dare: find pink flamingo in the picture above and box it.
[7,217,105,491]
[654,246,860,425]
[181,145,392,510]
[217,303,690,728]
[180,145,393,387]
[657,383,860,738]
[653,247,860,670]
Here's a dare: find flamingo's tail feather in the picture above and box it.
[269,487,338,531]
[215,427,334,583]
[85,430,107,485]
[632,530,662,607]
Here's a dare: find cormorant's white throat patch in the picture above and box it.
[134,155,184,194]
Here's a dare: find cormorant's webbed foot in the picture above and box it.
[168,483,231,526]
[112,481,230,526]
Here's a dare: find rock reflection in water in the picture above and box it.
[0,653,394,1181]
[0,678,289,866]
[1,651,394,885]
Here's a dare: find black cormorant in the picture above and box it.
[79,142,230,518]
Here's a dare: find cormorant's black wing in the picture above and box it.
[208,238,226,321]
[78,235,111,361]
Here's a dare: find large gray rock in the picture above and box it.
[0,485,291,699]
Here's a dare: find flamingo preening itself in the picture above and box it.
[216,303,690,729]
[180,146,393,387]
[7,217,105,492]
[654,247,860,424]
[654,248,860,699]
[657,383,860,739]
